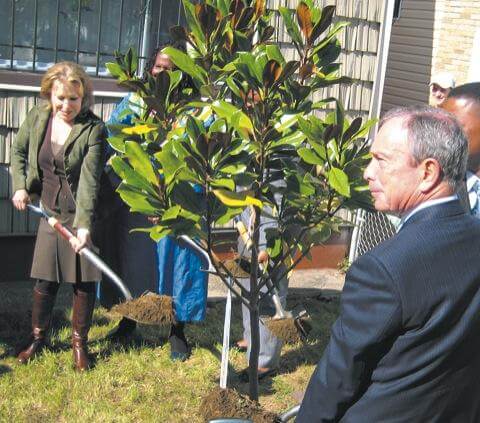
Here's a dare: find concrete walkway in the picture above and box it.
[207,268,345,301]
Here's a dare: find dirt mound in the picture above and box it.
[111,294,174,325]
[221,258,250,278]
[201,387,278,423]
[263,317,302,344]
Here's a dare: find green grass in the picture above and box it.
[0,281,339,422]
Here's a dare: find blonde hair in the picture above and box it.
[40,62,94,114]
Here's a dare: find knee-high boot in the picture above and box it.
[72,288,95,371]
[18,287,57,364]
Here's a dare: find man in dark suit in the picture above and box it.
[297,106,480,422]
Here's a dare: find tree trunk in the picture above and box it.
[248,205,261,400]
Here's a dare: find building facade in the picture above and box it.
[0,0,385,277]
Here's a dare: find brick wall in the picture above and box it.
[432,0,480,84]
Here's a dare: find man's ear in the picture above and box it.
[419,158,442,192]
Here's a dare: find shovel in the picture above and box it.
[235,220,310,343]
[27,203,174,326]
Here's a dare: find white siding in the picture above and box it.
[381,0,436,112]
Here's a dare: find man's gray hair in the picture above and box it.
[379,106,468,190]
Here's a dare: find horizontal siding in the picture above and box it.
[381,1,435,112]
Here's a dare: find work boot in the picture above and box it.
[18,288,56,364]
[169,322,190,361]
[72,289,95,371]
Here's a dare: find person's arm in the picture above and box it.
[10,109,35,209]
[72,122,107,243]
[297,253,402,422]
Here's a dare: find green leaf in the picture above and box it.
[328,167,350,197]
[117,183,161,214]
[105,62,125,78]
[278,7,303,47]
[214,206,243,226]
[210,178,235,190]
[298,148,323,165]
[124,141,159,187]
[110,156,159,197]
[162,46,207,86]
[212,101,253,138]
[107,136,126,153]
[219,163,247,175]
[171,182,205,214]
[310,5,335,42]
[182,0,206,47]
[265,44,285,66]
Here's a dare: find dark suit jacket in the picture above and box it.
[297,200,480,422]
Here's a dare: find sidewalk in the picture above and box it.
[207,268,345,301]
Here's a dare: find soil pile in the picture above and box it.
[201,387,278,423]
[111,294,174,325]
[221,257,250,278]
[264,317,302,344]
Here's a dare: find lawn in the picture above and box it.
[0,281,339,422]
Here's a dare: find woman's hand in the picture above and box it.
[70,228,92,253]
[12,189,31,211]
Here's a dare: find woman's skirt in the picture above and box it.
[31,213,100,283]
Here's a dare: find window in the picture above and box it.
[0,0,185,77]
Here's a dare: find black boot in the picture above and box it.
[18,287,56,364]
[72,289,95,371]
[107,317,136,342]
[169,322,190,361]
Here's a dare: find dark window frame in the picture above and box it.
[0,0,185,81]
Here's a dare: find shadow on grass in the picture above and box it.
[0,364,12,376]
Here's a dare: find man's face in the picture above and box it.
[151,53,174,77]
[429,83,451,107]
[364,117,423,214]
[441,97,480,173]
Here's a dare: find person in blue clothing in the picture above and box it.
[100,41,208,361]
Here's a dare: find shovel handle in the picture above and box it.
[47,216,77,242]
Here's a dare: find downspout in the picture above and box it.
[348,0,396,263]
[139,0,153,76]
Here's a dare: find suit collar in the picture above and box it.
[399,199,465,231]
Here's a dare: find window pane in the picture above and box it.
[120,0,145,53]
[35,49,55,72]
[36,0,57,50]
[78,52,97,75]
[79,0,100,53]
[58,0,79,52]
[100,0,121,53]
[14,0,35,47]
[57,50,76,63]
[0,0,13,45]
[0,46,11,69]
[13,47,33,70]
[158,0,182,44]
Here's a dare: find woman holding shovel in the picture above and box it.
[11,62,106,371]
